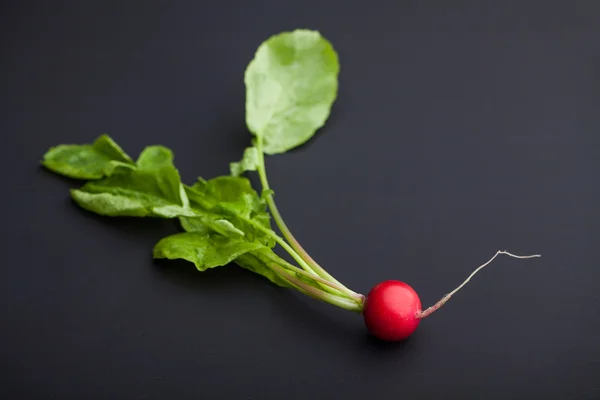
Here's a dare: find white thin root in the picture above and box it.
[416,250,541,319]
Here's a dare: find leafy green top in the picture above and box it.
[40,30,365,313]
[42,134,296,287]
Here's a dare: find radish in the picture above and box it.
[362,251,540,341]
[42,30,541,342]
[363,280,422,341]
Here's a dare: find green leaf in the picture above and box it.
[245,29,339,154]
[153,232,264,271]
[176,213,287,286]
[71,166,192,218]
[190,176,266,219]
[152,232,289,287]
[230,146,260,176]
[41,134,135,179]
[136,145,174,170]
[182,214,274,248]
[182,176,275,246]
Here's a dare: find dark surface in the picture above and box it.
[2,1,600,399]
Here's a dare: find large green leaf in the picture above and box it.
[154,230,290,287]
[245,29,339,154]
[71,166,192,218]
[41,134,135,179]
[191,176,266,218]
[175,212,288,287]
[153,232,264,270]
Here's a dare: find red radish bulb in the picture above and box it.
[363,280,422,341]
[362,251,541,341]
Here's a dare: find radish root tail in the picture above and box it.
[416,250,541,319]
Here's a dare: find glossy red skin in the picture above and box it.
[363,280,422,341]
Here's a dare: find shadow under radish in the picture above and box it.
[362,331,414,351]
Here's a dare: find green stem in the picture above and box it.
[267,262,363,312]
[256,224,318,275]
[255,143,351,290]
[260,250,364,303]
[253,224,347,297]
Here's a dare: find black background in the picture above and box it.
[2,1,600,399]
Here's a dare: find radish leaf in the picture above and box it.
[181,177,275,247]
[189,176,266,219]
[42,134,135,179]
[136,145,174,169]
[70,166,191,218]
[153,232,264,271]
[230,146,259,176]
[245,29,339,154]
[174,217,288,286]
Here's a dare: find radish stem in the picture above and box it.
[267,263,363,312]
[255,139,350,290]
[260,251,364,303]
